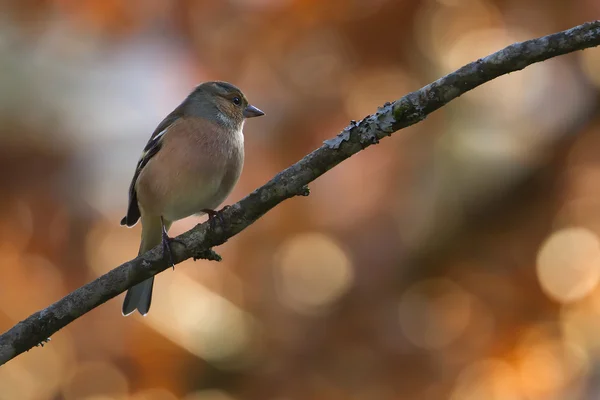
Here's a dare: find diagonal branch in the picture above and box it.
[1,20,599,366]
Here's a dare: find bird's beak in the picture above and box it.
[243,105,265,118]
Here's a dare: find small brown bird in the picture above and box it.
[120,81,264,316]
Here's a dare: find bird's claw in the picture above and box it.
[201,206,231,233]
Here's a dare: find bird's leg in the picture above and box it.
[160,216,186,270]
[189,208,229,263]
[201,206,230,232]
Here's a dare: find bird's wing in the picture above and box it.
[120,111,182,227]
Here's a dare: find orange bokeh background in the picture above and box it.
[1,1,600,399]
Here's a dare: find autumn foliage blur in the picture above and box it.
[1,0,600,399]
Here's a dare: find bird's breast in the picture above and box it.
[136,119,245,221]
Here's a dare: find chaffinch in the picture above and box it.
[120,81,264,316]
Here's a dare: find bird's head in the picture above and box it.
[186,81,264,130]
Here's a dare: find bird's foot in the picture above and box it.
[161,229,186,270]
[201,206,231,232]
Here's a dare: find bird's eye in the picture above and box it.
[232,97,241,106]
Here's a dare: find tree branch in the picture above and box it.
[1,20,599,366]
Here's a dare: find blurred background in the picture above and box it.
[1,0,600,399]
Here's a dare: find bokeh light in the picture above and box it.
[450,359,522,400]
[398,278,472,350]
[273,232,354,315]
[536,227,600,303]
[580,47,600,88]
[560,289,600,353]
[140,273,262,370]
[62,361,129,400]
[515,325,589,398]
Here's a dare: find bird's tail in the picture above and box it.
[122,216,169,316]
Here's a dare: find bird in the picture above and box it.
[120,81,264,316]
